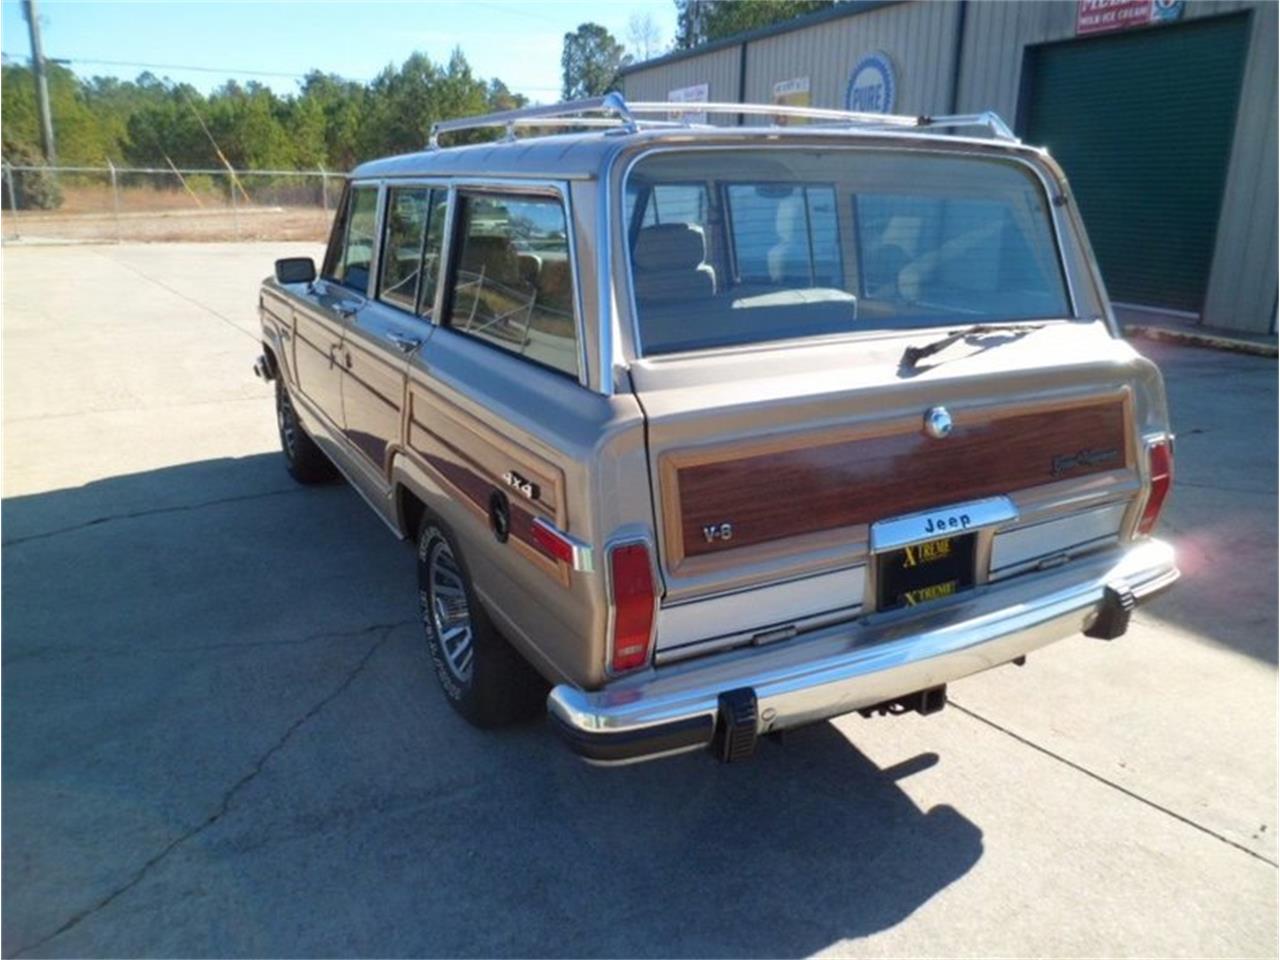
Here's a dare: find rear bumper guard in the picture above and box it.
[548,538,1177,766]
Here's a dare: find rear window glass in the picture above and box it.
[625,149,1071,356]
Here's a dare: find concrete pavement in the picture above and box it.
[2,243,1276,957]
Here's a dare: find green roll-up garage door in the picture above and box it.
[1024,14,1248,313]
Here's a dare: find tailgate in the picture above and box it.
[630,322,1160,654]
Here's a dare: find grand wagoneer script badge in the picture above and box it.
[1050,447,1119,478]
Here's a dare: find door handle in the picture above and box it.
[385,332,423,354]
[334,303,359,320]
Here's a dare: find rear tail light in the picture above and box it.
[609,542,656,674]
[1137,439,1173,536]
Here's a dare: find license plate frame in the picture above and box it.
[876,532,977,612]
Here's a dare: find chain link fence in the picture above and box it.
[1,163,346,243]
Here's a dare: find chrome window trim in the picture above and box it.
[596,174,617,395]
[613,142,1082,363]
[432,184,459,323]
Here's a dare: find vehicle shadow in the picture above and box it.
[2,454,983,958]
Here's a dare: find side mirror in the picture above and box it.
[275,257,316,285]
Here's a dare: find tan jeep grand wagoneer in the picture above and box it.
[256,95,1177,764]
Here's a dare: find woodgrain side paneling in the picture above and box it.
[406,385,570,585]
[668,395,1130,563]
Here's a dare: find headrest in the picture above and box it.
[461,235,521,287]
[634,223,707,271]
[775,195,803,241]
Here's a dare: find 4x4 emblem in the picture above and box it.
[502,470,540,500]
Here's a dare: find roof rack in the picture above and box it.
[427,92,1018,148]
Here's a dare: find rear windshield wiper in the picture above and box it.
[899,322,1046,371]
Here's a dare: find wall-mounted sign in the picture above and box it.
[1151,0,1186,23]
[845,52,896,114]
[1077,0,1184,36]
[668,83,709,124]
[772,76,811,125]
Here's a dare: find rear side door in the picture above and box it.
[292,183,378,432]
[340,184,443,475]
[400,184,623,681]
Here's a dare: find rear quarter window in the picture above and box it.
[444,191,579,378]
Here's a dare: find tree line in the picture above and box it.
[2,1,830,202]
[1,49,525,176]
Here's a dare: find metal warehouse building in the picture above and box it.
[621,0,1278,336]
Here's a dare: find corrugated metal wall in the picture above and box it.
[621,0,1278,333]
[619,44,742,125]
[1201,1,1277,333]
[743,2,960,119]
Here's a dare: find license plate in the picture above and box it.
[876,533,976,611]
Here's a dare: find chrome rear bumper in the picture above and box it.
[548,538,1177,765]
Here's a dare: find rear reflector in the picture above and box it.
[530,518,574,565]
[609,542,656,674]
[529,518,593,572]
[1137,439,1173,536]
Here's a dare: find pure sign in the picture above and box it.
[845,52,896,114]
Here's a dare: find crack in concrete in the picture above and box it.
[9,622,401,958]
[93,249,260,343]
[4,394,265,425]
[2,488,303,547]
[950,701,1278,868]
[2,618,416,668]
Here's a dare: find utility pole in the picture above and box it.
[22,0,57,166]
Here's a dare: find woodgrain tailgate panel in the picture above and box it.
[668,395,1130,564]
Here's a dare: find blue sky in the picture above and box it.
[1,0,677,101]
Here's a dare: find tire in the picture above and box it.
[275,379,337,485]
[416,517,546,728]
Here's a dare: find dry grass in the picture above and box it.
[3,204,330,243]
[3,179,335,242]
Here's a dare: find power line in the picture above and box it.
[1,52,373,83]
[0,52,564,92]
